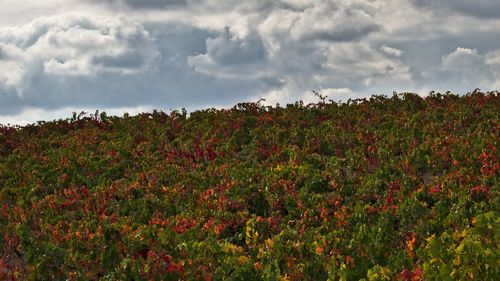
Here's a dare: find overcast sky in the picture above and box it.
[1,0,499,125]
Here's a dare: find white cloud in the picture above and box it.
[442,47,485,70]
[325,43,411,86]
[412,47,498,93]
[440,47,492,86]
[486,50,500,66]
[380,45,404,58]
[289,1,379,42]
[0,105,155,126]
[321,87,353,96]
[187,27,269,79]
[260,88,291,106]
[102,0,187,9]
[411,0,500,19]
[485,49,500,89]
[0,14,159,90]
[1,0,500,125]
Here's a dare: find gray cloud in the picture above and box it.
[1,0,500,124]
[95,0,187,9]
[203,27,267,66]
[187,27,270,79]
[417,47,496,92]
[0,14,159,76]
[289,3,380,42]
[0,15,279,116]
[0,14,161,114]
[145,22,214,58]
[411,0,500,18]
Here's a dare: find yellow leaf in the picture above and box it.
[278,273,291,281]
[238,255,249,265]
[425,234,436,244]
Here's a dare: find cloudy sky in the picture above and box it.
[1,0,499,125]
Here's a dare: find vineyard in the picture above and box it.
[0,92,498,280]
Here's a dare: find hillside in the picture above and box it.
[0,92,499,280]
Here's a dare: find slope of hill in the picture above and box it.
[0,92,498,280]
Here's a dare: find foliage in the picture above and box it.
[0,91,499,280]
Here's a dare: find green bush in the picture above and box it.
[0,91,498,280]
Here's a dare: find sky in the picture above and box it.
[0,0,499,125]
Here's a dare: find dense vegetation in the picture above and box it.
[0,91,498,280]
